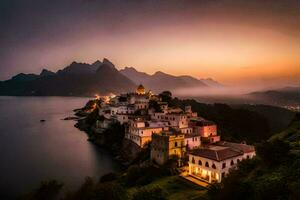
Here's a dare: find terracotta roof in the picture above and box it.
[189,146,243,161]
[215,141,255,153]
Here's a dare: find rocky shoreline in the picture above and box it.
[73,105,144,167]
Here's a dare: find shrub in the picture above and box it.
[100,172,117,183]
[132,186,167,200]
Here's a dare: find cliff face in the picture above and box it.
[74,108,142,165]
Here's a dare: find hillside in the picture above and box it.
[208,113,300,200]
[233,104,296,133]
[247,87,300,105]
[0,59,136,96]
[171,98,293,143]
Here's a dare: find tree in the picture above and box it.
[159,91,172,104]
[94,182,128,200]
[31,180,63,200]
[256,139,290,166]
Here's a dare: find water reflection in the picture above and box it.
[0,97,119,199]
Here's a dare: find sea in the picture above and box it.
[0,96,119,199]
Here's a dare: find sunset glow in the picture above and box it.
[1,0,299,87]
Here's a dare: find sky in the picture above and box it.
[0,0,300,87]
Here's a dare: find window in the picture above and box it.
[198,160,202,166]
[212,164,216,169]
[205,162,209,167]
[247,155,250,159]
[230,160,234,166]
[237,159,240,163]
[174,142,178,147]
[222,163,226,169]
[192,157,195,164]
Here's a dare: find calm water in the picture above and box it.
[0,97,119,199]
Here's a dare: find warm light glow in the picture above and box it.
[95,94,100,100]
[1,1,299,87]
[202,169,207,176]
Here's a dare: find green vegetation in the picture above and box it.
[20,169,206,200]
[171,98,270,143]
[148,100,163,112]
[19,180,63,200]
[236,104,296,133]
[170,97,296,143]
[207,113,300,200]
[128,176,206,200]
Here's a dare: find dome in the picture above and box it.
[136,84,146,95]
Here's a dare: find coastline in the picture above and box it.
[73,106,143,167]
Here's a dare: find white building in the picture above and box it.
[188,143,255,183]
[151,113,189,128]
[125,119,169,147]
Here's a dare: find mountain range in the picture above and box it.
[0,59,221,96]
[247,87,300,105]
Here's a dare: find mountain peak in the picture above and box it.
[92,60,102,66]
[40,69,55,77]
[102,58,115,69]
[200,78,223,87]
[153,71,167,76]
[123,67,138,72]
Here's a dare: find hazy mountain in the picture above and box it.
[0,59,136,96]
[120,67,207,93]
[248,87,300,105]
[200,78,223,87]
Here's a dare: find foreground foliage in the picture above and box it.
[208,114,300,200]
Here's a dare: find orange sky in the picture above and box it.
[1,0,300,87]
[72,21,300,86]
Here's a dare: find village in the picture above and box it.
[91,85,256,185]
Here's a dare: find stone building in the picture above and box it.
[151,132,186,165]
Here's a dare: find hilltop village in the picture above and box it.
[76,85,255,184]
